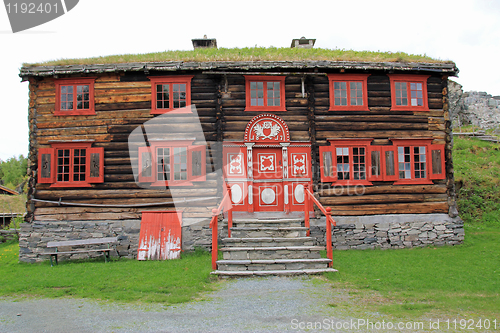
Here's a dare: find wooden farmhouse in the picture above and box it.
[18,39,464,274]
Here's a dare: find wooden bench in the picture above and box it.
[46,237,118,266]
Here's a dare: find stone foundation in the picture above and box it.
[19,213,464,263]
[310,213,464,250]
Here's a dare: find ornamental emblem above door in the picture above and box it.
[244,114,290,143]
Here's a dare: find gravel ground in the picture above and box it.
[0,276,362,333]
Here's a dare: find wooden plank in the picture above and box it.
[95,87,150,96]
[94,81,151,89]
[38,134,112,145]
[319,184,447,196]
[95,94,150,104]
[35,186,219,200]
[316,130,439,139]
[38,126,108,137]
[315,122,428,131]
[315,115,428,123]
[47,237,118,247]
[320,193,448,205]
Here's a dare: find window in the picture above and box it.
[38,143,104,187]
[244,76,286,111]
[54,78,96,115]
[319,139,446,185]
[319,139,373,185]
[328,74,369,111]
[383,139,446,184]
[149,76,194,114]
[138,140,206,186]
[389,75,430,111]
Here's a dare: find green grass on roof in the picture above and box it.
[23,47,452,67]
[0,194,26,214]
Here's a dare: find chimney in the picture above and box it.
[192,35,217,49]
[291,37,316,49]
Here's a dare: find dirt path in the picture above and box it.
[0,276,360,333]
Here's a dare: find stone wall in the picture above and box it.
[310,214,464,250]
[19,218,214,263]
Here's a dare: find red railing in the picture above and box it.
[209,185,233,270]
[303,184,336,268]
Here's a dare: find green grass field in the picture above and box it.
[0,244,217,304]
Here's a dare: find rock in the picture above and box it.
[449,80,500,130]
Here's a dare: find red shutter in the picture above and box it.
[38,148,55,184]
[87,147,104,183]
[189,145,206,182]
[367,146,383,181]
[382,146,398,181]
[319,146,337,182]
[138,146,154,183]
[138,211,182,260]
[429,144,446,180]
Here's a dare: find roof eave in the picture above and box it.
[19,60,459,80]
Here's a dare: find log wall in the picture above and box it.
[27,71,453,221]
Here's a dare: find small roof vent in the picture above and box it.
[291,37,316,49]
[192,35,217,49]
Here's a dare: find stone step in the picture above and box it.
[220,245,324,260]
[221,237,314,247]
[211,268,338,276]
[230,226,308,238]
[226,218,303,228]
[216,258,331,271]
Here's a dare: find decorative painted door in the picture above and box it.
[252,147,284,211]
[222,114,312,213]
[138,211,182,260]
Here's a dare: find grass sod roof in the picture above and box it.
[0,194,26,214]
[23,47,453,67]
[20,47,458,77]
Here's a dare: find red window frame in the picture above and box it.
[244,76,286,112]
[388,74,430,111]
[328,74,369,111]
[37,142,104,187]
[54,78,96,116]
[319,138,446,185]
[384,139,446,185]
[149,76,194,114]
[319,139,373,185]
[138,140,206,187]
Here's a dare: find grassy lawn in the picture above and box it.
[324,227,500,318]
[0,244,217,305]
[324,137,500,319]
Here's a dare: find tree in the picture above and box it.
[0,155,28,190]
